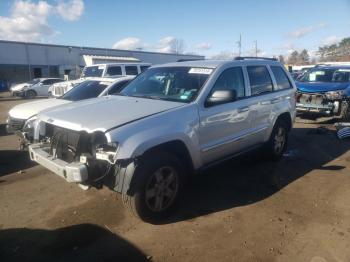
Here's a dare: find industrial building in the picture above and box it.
[0,40,204,85]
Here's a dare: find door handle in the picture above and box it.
[237,106,249,113]
[260,101,271,105]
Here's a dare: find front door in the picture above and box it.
[198,67,253,165]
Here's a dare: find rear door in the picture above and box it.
[244,65,275,144]
[198,66,253,164]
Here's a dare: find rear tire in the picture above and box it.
[123,152,185,223]
[264,119,289,161]
[25,90,36,99]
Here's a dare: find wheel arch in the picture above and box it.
[275,111,293,131]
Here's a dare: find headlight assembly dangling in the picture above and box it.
[23,115,38,131]
[94,142,119,165]
[325,90,346,100]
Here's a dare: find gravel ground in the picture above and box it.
[0,92,350,262]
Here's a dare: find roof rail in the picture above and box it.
[234,56,278,61]
[177,58,204,62]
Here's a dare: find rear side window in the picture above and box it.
[140,65,150,72]
[247,66,273,95]
[106,66,122,76]
[271,66,292,90]
[125,66,138,75]
[211,67,245,99]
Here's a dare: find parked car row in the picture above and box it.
[7,76,134,149]
[7,57,297,223]
[9,63,151,99]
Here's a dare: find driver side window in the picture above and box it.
[211,67,245,99]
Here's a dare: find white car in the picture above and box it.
[7,76,134,149]
[29,58,296,222]
[10,78,65,98]
[49,63,151,98]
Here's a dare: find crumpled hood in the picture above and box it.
[38,96,185,132]
[10,83,30,92]
[296,81,350,93]
[9,99,71,120]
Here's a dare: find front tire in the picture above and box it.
[264,119,289,161]
[123,152,185,223]
[25,90,36,99]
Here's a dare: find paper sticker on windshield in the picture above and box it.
[99,81,110,85]
[189,68,213,75]
[98,66,104,70]
[315,71,325,75]
[338,69,350,72]
[309,73,316,81]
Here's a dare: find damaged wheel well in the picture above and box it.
[277,112,292,131]
[141,140,194,175]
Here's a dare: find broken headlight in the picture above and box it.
[325,90,346,100]
[23,115,37,132]
[94,142,119,164]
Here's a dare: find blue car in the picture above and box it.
[296,65,350,120]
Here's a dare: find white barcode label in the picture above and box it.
[189,68,213,74]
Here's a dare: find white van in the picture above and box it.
[81,63,151,78]
[50,63,151,97]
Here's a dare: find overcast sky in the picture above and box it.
[0,0,349,58]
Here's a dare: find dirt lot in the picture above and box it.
[1,92,350,262]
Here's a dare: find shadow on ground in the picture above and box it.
[0,224,148,262]
[0,150,36,177]
[162,126,349,224]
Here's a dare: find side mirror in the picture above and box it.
[205,89,237,107]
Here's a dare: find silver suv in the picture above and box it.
[29,58,296,223]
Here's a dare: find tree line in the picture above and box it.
[281,37,350,65]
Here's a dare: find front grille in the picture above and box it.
[53,85,66,96]
[7,117,25,131]
[297,92,325,105]
[45,124,107,163]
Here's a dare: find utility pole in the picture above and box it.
[254,40,258,57]
[237,34,242,57]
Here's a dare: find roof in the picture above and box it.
[83,55,140,62]
[152,59,282,69]
[86,62,151,67]
[314,65,350,70]
[0,39,204,58]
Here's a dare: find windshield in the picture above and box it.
[28,79,40,85]
[81,66,104,77]
[61,80,110,101]
[120,67,212,103]
[299,68,350,83]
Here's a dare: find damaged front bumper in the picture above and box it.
[28,143,137,194]
[29,143,88,182]
[296,92,342,115]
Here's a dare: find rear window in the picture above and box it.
[125,66,138,75]
[61,81,109,101]
[271,66,292,90]
[247,66,273,95]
